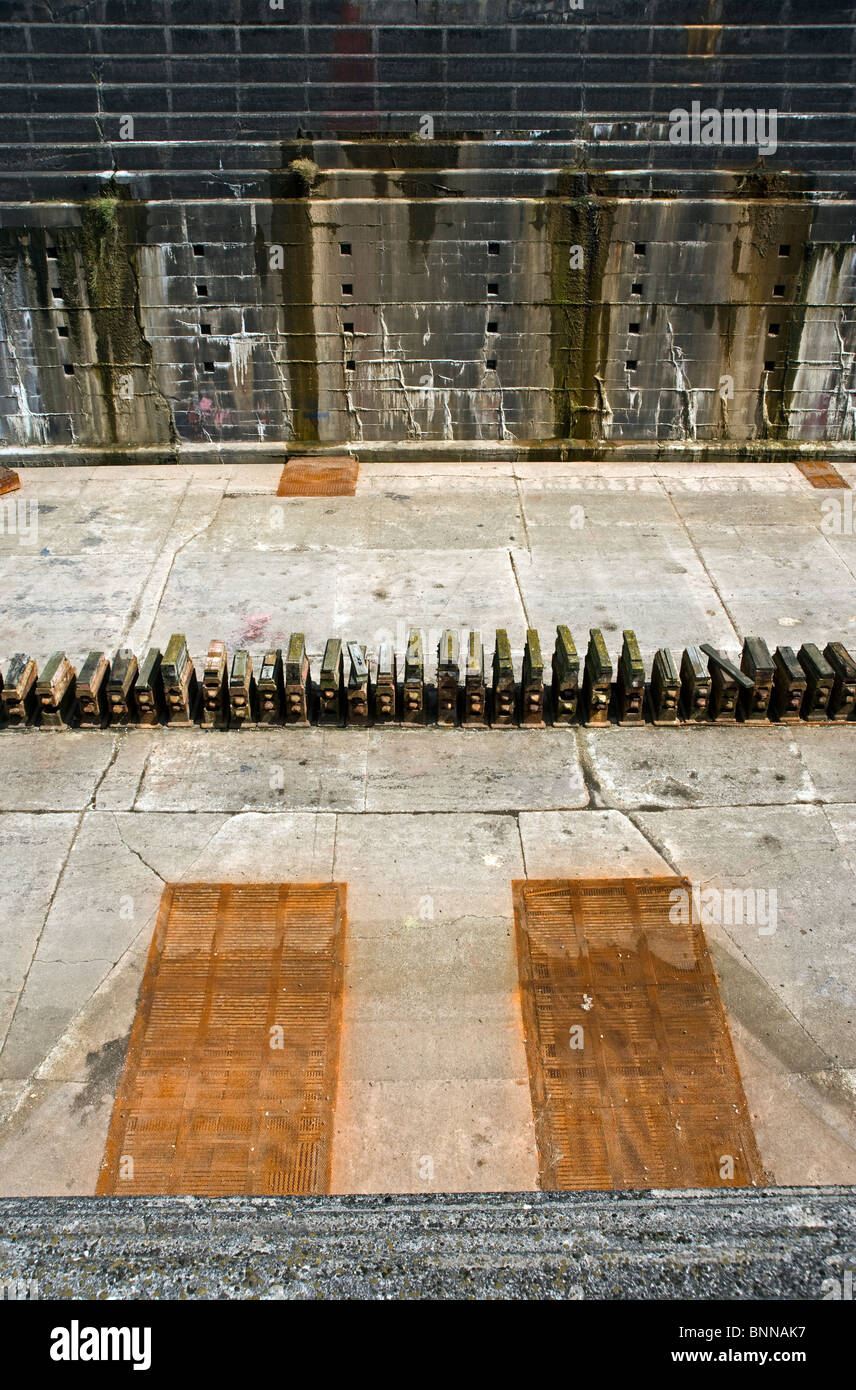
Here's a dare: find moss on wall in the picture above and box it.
[53,185,173,444]
[543,183,615,440]
[271,146,322,443]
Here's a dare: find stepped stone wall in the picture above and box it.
[1,2,855,456]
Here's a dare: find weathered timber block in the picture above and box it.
[648,647,681,725]
[36,651,77,729]
[284,633,311,726]
[201,640,229,730]
[552,625,579,726]
[437,629,460,727]
[77,651,110,729]
[402,628,425,726]
[583,628,612,725]
[319,637,345,727]
[491,629,516,727]
[229,649,258,729]
[161,634,199,727]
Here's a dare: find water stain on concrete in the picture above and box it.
[70,1033,130,1120]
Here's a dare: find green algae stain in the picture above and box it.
[544,183,615,441]
[53,185,173,444]
[271,146,322,443]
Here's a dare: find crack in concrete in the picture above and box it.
[507,549,531,628]
[129,744,154,812]
[137,485,227,651]
[110,813,166,884]
[119,478,193,646]
[621,810,678,873]
[510,465,532,556]
[515,813,529,878]
[88,733,122,810]
[170,815,233,881]
[663,486,742,643]
[0,806,86,1065]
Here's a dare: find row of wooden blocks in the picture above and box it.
[2,627,856,729]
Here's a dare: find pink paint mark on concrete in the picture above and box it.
[241,614,271,644]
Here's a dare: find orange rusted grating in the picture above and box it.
[98,882,346,1196]
[277,454,358,496]
[0,467,20,496]
[795,458,850,489]
[514,877,765,1191]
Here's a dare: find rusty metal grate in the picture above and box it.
[514,877,765,1191]
[0,467,20,496]
[795,458,850,489]
[98,882,346,1196]
[277,455,358,496]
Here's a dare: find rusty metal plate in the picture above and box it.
[514,877,765,1191]
[795,458,850,489]
[277,455,358,496]
[98,882,346,1196]
[0,467,20,496]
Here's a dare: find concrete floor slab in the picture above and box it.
[635,804,856,1068]
[580,725,816,810]
[344,916,517,1015]
[518,808,670,877]
[343,1015,525,1083]
[0,732,117,812]
[331,812,531,1191]
[333,812,524,924]
[0,1080,106,1196]
[224,489,525,552]
[88,811,232,885]
[0,553,152,656]
[793,733,856,805]
[662,476,827,530]
[364,728,586,812]
[512,531,737,665]
[30,813,162,970]
[730,1018,856,1186]
[134,730,367,812]
[0,960,111,1081]
[13,467,94,500]
[358,460,517,482]
[93,732,153,811]
[155,545,526,662]
[0,1080,28,1123]
[4,476,185,559]
[121,484,234,654]
[331,1078,538,1194]
[518,476,676,535]
[684,524,856,644]
[113,809,336,882]
[222,463,283,494]
[0,811,79,1018]
[0,994,17,1053]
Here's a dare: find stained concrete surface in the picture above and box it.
[0,459,855,1195]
